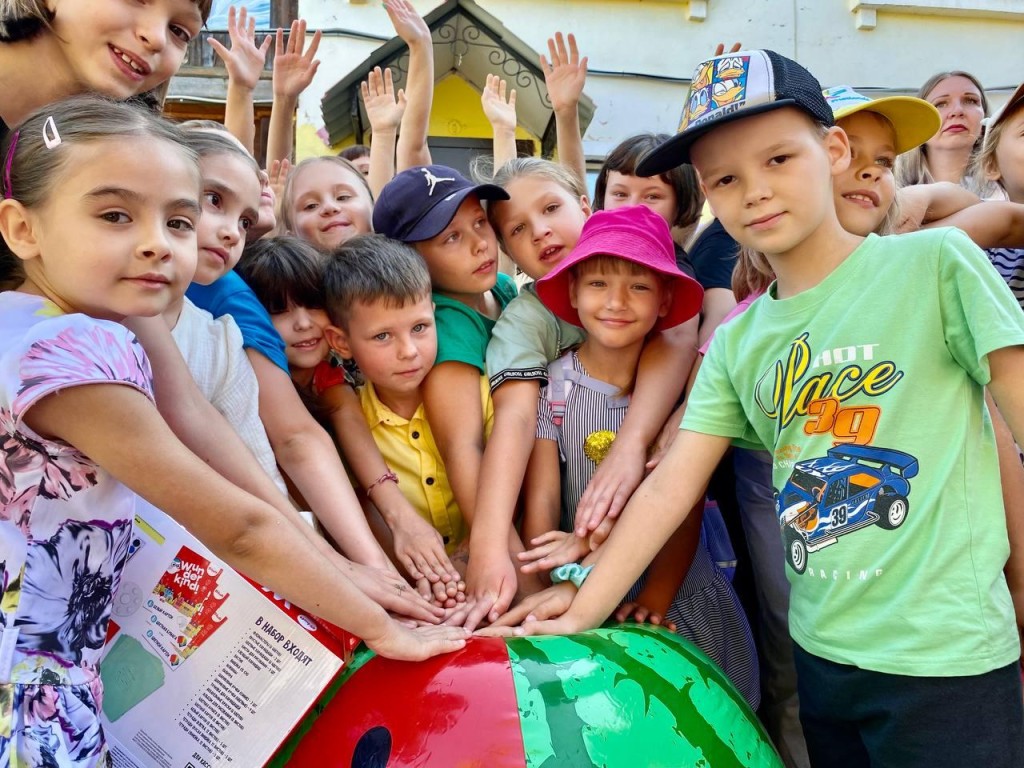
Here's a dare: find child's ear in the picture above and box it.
[0,199,40,260]
[579,194,593,217]
[323,324,353,359]
[568,274,580,310]
[657,285,673,319]
[825,126,852,178]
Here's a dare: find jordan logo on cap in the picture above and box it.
[420,167,455,196]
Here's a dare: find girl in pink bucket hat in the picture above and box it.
[514,207,761,706]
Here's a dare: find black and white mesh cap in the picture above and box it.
[637,50,834,175]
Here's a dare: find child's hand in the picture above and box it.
[713,42,743,56]
[541,32,587,115]
[343,560,445,624]
[517,530,590,574]
[267,158,290,207]
[272,19,322,100]
[363,620,469,661]
[389,511,462,599]
[361,66,406,134]
[614,599,677,632]
[384,0,431,46]
[209,5,272,91]
[476,582,579,635]
[574,438,646,536]
[463,550,519,631]
[481,73,517,133]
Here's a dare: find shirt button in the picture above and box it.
[426,477,435,486]
[411,430,420,439]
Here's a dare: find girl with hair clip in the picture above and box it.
[0,95,467,767]
[0,0,360,598]
[894,70,994,193]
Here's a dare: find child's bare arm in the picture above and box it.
[424,361,525,627]
[896,182,981,233]
[210,5,271,153]
[24,383,466,659]
[614,498,702,629]
[521,435,562,547]
[987,392,1024,640]
[924,201,1024,249]
[321,382,460,598]
[542,32,588,185]
[514,429,731,636]
[989,347,1024,447]
[385,0,434,170]
[266,20,322,167]
[576,316,698,534]
[473,380,540,563]
[481,74,518,171]
[246,350,393,570]
[362,66,404,199]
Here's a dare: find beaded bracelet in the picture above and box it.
[366,469,399,496]
[550,563,594,589]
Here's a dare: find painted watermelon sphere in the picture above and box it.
[273,624,782,767]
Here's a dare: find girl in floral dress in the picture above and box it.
[0,96,467,768]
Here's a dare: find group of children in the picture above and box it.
[3,0,1024,766]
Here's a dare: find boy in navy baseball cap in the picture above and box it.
[373,165,535,604]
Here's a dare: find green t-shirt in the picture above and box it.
[684,228,1024,677]
[433,272,517,373]
[485,282,586,390]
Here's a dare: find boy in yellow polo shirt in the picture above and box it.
[323,235,493,578]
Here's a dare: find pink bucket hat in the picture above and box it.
[536,206,704,332]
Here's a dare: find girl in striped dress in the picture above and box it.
[520,206,760,707]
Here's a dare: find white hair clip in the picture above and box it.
[42,116,61,149]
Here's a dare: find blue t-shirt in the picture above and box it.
[186,271,289,373]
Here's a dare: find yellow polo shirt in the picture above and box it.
[358,378,494,553]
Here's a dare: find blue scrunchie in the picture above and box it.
[550,563,594,589]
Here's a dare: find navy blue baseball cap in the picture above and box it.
[372,165,510,243]
[637,50,834,175]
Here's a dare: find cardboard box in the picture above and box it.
[101,506,359,768]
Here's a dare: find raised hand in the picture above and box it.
[541,32,587,115]
[209,5,272,91]
[481,73,517,133]
[272,19,322,100]
[361,66,406,134]
[384,0,431,45]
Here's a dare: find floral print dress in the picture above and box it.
[1,292,154,768]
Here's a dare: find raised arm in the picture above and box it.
[541,32,588,185]
[481,74,518,171]
[210,4,271,153]
[385,0,434,170]
[361,66,405,199]
[266,19,322,167]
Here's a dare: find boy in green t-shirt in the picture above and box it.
[493,51,1024,766]
[372,166,536,605]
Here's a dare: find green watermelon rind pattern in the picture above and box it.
[506,624,783,768]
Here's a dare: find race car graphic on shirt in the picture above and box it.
[775,445,918,574]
